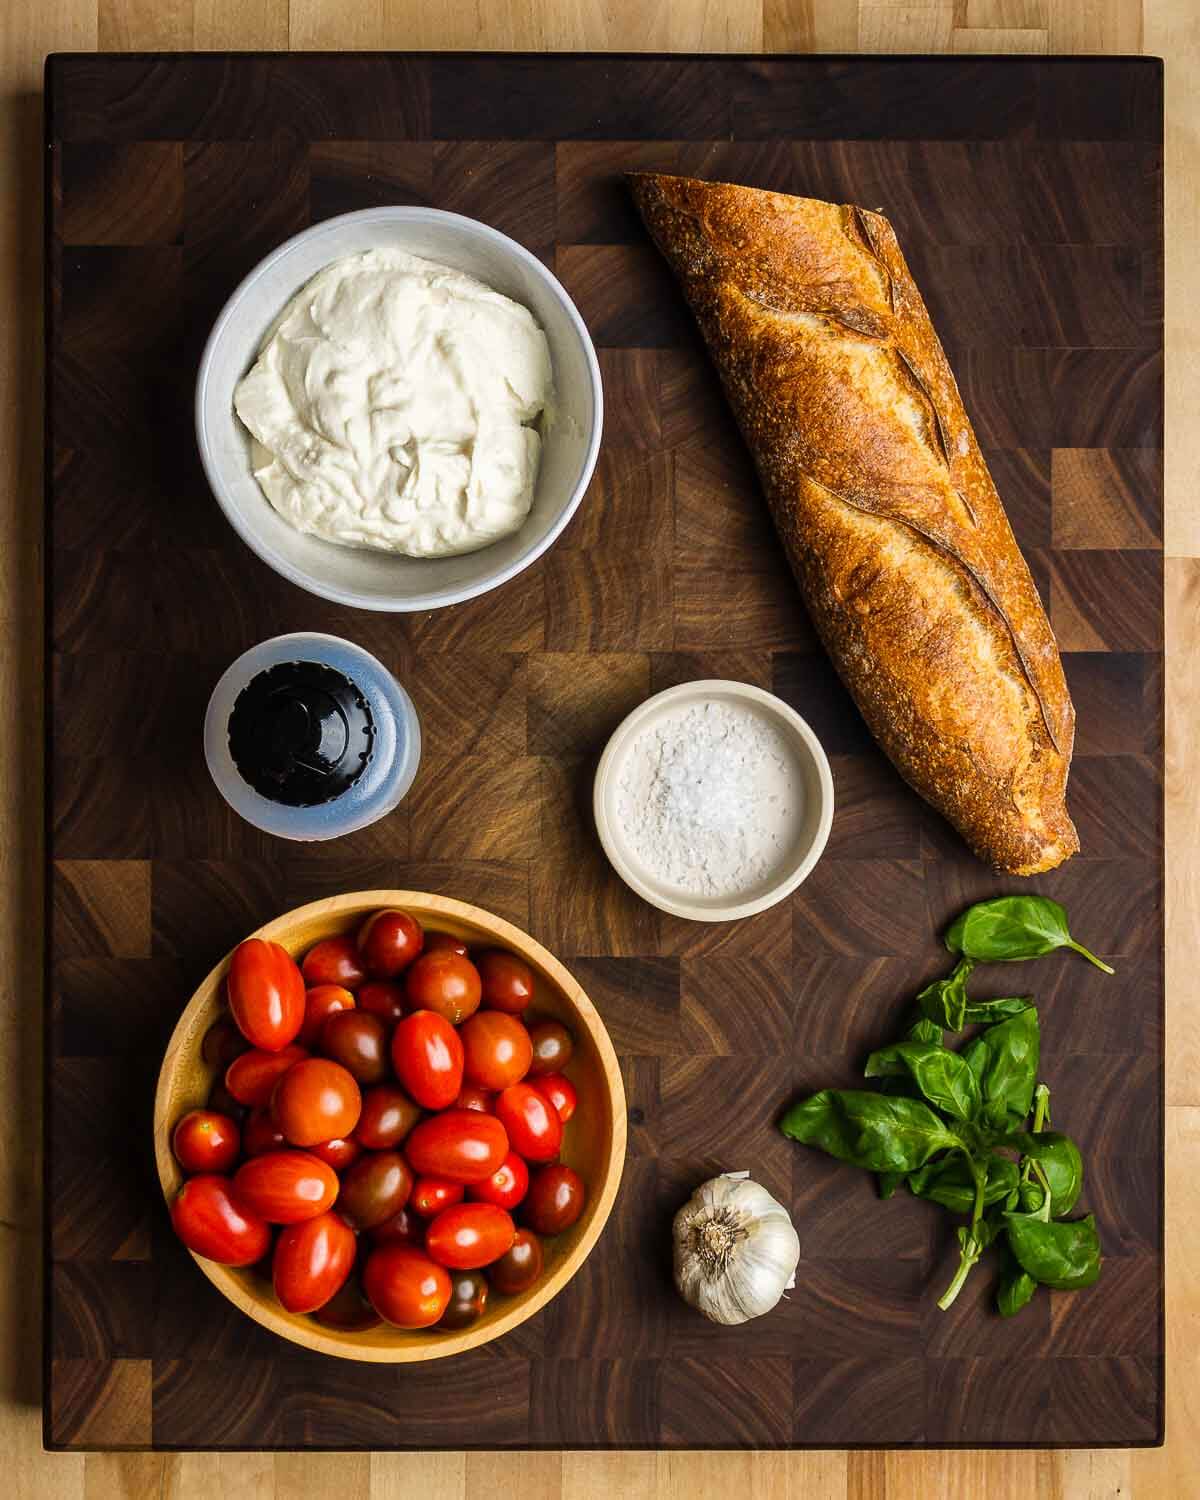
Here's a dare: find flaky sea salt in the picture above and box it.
[614,699,803,897]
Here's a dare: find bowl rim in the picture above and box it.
[194,206,604,613]
[592,679,835,922]
[154,889,627,1362]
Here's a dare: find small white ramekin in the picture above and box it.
[593,680,835,923]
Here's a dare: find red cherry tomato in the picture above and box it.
[391,1011,464,1111]
[201,1017,250,1071]
[301,936,368,991]
[369,1203,425,1247]
[357,909,424,979]
[404,951,482,1025]
[337,1150,413,1230]
[319,1010,389,1085]
[363,1244,451,1328]
[475,950,534,1014]
[309,1135,362,1172]
[460,1011,533,1091]
[170,1175,271,1266]
[297,984,355,1049]
[409,1177,465,1217]
[489,1227,544,1294]
[227,938,305,1052]
[172,1109,240,1174]
[272,1058,362,1147]
[404,1109,509,1184]
[424,931,469,956]
[356,1085,421,1151]
[467,1150,529,1211]
[242,1106,287,1157]
[530,1072,577,1124]
[314,1268,381,1331]
[494,1083,562,1162]
[523,1164,586,1236]
[528,1019,574,1076]
[357,980,407,1026]
[425,1202,515,1270]
[225,1044,308,1108]
[454,1084,495,1114]
[272,1209,357,1314]
[232,1150,339,1224]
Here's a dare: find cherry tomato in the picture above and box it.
[404,951,482,1026]
[523,1164,586,1236]
[461,1011,533,1091]
[438,1269,488,1329]
[301,936,368,991]
[337,1150,413,1230]
[227,938,305,1052]
[172,1109,240,1174]
[494,1083,562,1162]
[409,1177,465,1217]
[232,1150,339,1224]
[201,1017,250,1071]
[424,931,469,957]
[207,1077,248,1122]
[426,1202,515,1270]
[272,1058,362,1147]
[454,1084,495,1114]
[391,1011,464,1111]
[319,1010,388,1085]
[309,1135,361,1172]
[225,1044,308,1108]
[489,1227,543,1295]
[272,1209,356,1314]
[404,1110,509,1185]
[170,1174,271,1266]
[364,1244,451,1328]
[368,1203,425,1248]
[357,909,424,979]
[241,1107,287,1158]
[314,1267,382,1331]
[530,1072,577,1124]
[357,980,407,1026]
[467,1151,529,1211]
[528,1019,573,1076]
[476,950,534,1014]
[356,1085,421,1151]
[297,984,355,1049]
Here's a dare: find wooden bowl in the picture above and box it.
[153,890,627,1361]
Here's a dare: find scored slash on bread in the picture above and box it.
[629,171,1078,876]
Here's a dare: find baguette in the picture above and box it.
[630,172,1077,875]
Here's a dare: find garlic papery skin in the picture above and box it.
[673,1171,801,1326]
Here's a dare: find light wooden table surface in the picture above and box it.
[3,2,1197,1496]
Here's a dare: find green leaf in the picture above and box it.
[944,895,1114,973]
[1005,1130,1084,1217]
[997,1266,1039,1318]
[915,959,975,1031]
[962,997,1035,1025]
[1003,1211,1102,1290]
[963,1009,1040,1125]
[908,1152,1019,1215]
[864,1042,982,1122]
[877,1170,905,1199]
[780,1089,963,1173]
[905,1016,944,1046]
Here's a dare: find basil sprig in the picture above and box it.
[945,895,1114,974]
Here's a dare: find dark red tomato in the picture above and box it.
[426,1202,515,1270]
[523,1164,586,1236]
[494,1084,562,1163]
[172,1109,240,1174]
[409,1177,465,1218]
[319,1010,388,1085]
[226,1044,308,1108]
[272,1058,362,1147]
[368,1203,425,1248]
[467,1151,529,1212]
[232,1150,339,1224]
[528,1019,573,1077]
[297,984,355,1049]
[530,1072,577,1124]
[337,1150,413,1230]
[363,1245,451,1328]
[454,1084,495,1114]
[460,1011,533,1091]
[242,1107,287,1157]
[404,951,482,1026]
[357,980,407,1026]
[207,1077,248,1122]
[356,1085,421,1151]
[227,938,305,1052]
[476,950,534,1014]
[404,1110,509,1185]
[357,909,424,979]
[489,1228,544,1295]
[170,1175,271,1266]
[438,1269,488,1329]
[309,1135,361,1172]
[391,1011,464,1111]
[201,1017,250,1071]
[314,1268,382,1331]
[301,936,368,991]
[424,931,469,957]
[272,1209,356,1314]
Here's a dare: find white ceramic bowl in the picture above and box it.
[195,207,603,612]
[593,680,835,922]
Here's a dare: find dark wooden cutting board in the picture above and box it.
[44,52,1164,1450]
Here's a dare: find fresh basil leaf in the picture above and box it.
[964,1008,1040,1125]
[944,895,1114,974]
[1003,1211,1102,1290]
[1006,1130,1084,1217]
[1019,1181,1045,1214]
[865,1041,981,1121]
[877,1170,905,1199]
[908,1152,1018,1214]
[906,1016,944,1046]
[915,958,975,1031]
[962,997,1034,1025]
[780,1089,963,1173]
[997,1266,1039,1317]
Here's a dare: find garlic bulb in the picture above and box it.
[673,1171,801,1326]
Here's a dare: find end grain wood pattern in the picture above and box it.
[44,53,1164,1451]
